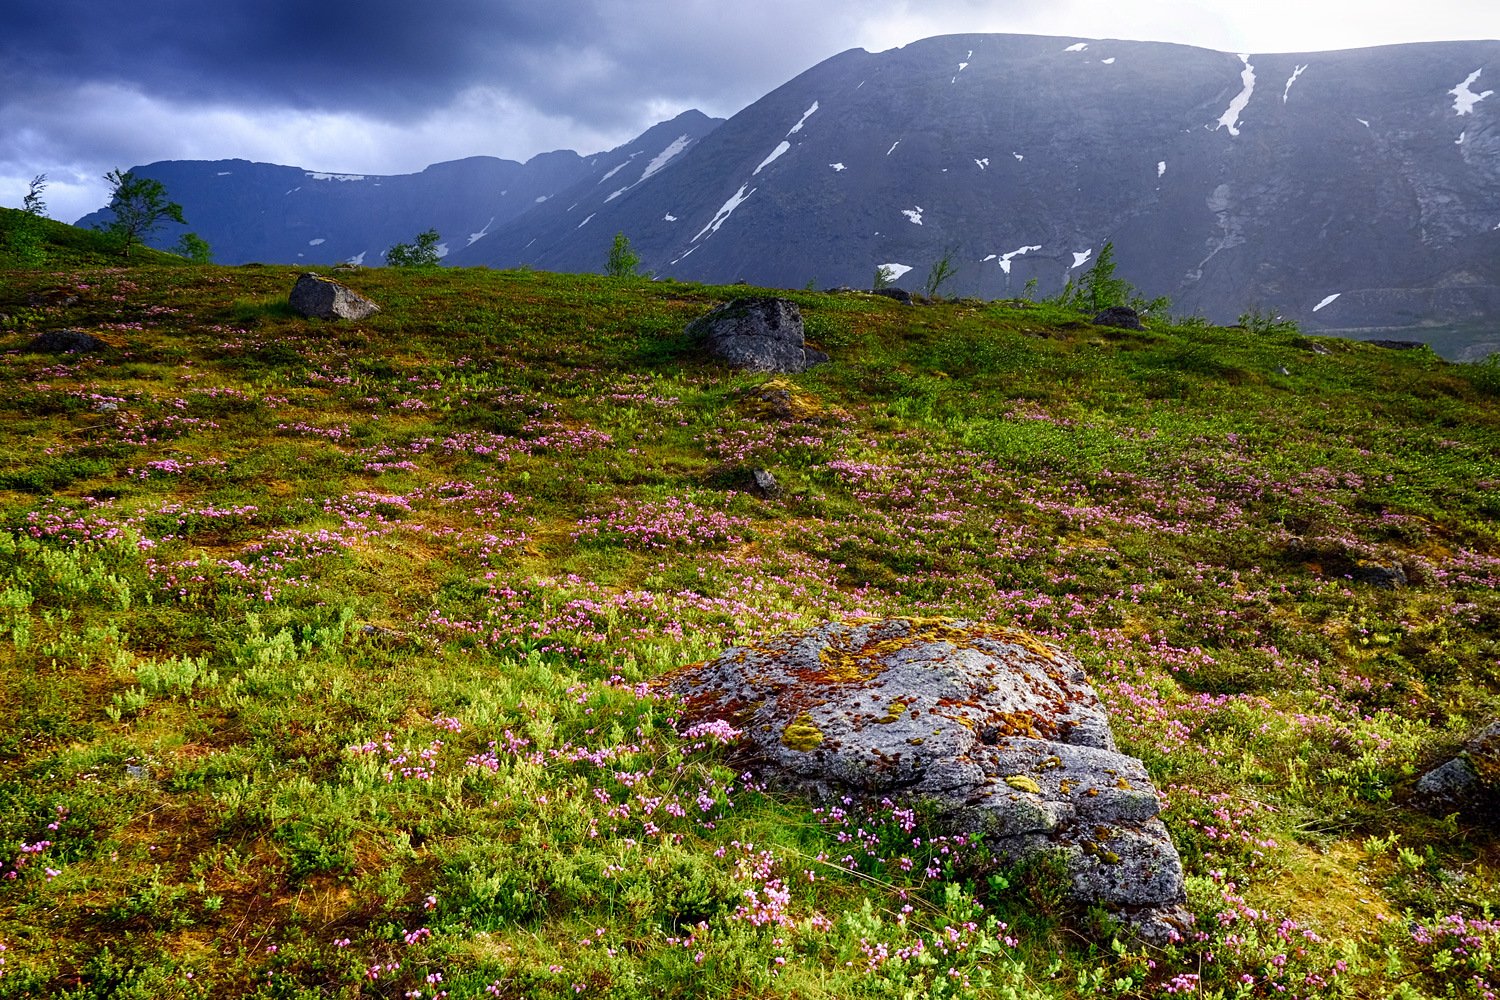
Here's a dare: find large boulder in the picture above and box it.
[1416,720,1500,821]
[689,297,828,373]
[1092,306,1144,330]
[289,273,380,320]
[659,617,1190,942]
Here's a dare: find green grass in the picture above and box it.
[0,259,1495,998]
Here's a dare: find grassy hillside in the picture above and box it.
[0,207,188,271]
[0,261,1496,999]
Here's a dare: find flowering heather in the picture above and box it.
[0,263,1495,998]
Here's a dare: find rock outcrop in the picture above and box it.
[289,273,380,321]
[658,617,1190,941]
[1416,720,1500,821]
[689,297,828,373]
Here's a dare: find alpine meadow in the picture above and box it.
[0,207,1496,1000]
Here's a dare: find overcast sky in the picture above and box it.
[4,0,1497,223]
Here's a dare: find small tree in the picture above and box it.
[1057,241,1169,316]
[385,229,442,268]
[2,175,49,267]
[923,248,960,300]
[22,175,47,217]
[98,169,186,257]
[872,264,895,290]
[606,232,642,278]
[173,232,214,264]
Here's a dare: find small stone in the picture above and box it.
[1276,365,1291,376]
[871,287,914,305]
[750,468,781,497]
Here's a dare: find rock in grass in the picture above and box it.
[1092,305,1144,330]
[1416,720,1500,820]
[689,297,828,373]
[289,272,380,320]
[658,617,1191,942]
[28,329,110,353]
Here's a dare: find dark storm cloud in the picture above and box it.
[2,0,863,127]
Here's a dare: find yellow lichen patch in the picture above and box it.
[876,700,909,724]
[781,713,825,752]
[738,378,849,423]
[1004,775,1042,794]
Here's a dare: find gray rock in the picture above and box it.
[1092,306,1144,330]
[749,468,780,498]
[658,617,1190,942]
[289,272,380,320]
[1416,720,1499,820]
[28,329,109,353]
[688,297,827,373]
[871,287,914,305]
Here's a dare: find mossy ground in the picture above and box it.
[0,254,1496,998]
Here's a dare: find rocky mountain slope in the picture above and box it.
[82,34,1500,341]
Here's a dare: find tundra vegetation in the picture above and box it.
[0,227,1496,999]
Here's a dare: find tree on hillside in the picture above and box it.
[606,232,643,278]
[22,175,47,217]
[173,231,214,264]
[98,169,186,258]
[385,228,442,268]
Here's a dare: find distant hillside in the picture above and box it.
[74,110,723,268]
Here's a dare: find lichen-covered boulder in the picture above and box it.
[1416,720,1500,821]
[688,297,828,373]
[289,272,380,320]
[658,617,1190,941]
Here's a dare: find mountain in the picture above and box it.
[82,35,1500,348]
[73,110,723,267]
[451,33,1500,342]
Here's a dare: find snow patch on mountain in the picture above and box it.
[1102,57,1116,65]
[1214,55,1256,136]
[664,213,678,222]
[1158,161,1167,178]
[1457,131,1466,145]
[535,195,548,203]
[755,141,792,175]
[640,135,693,181]
[998,245,1042,274]
[599,155,640,183]
[787,102,819,135]
[435,243,449,259]
[348,251,366,266]
[1072,249,1094,269]
[975,158,989,170]
[1064,42,1088,53]
[902,207,924,225]
[306,172,366,182]
[830,163,847,171]
[1283,64,1308,103]
[1313,293,1341,311]
[879,263,913,280]
[694,184,756,241]
[887,140,901,156]
[1450,70,1494,115]
[217,171,232,176]
[308,238,325,246]
[466,218,495,246]
[1013,152,1024,161]
[578,214,595,229]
